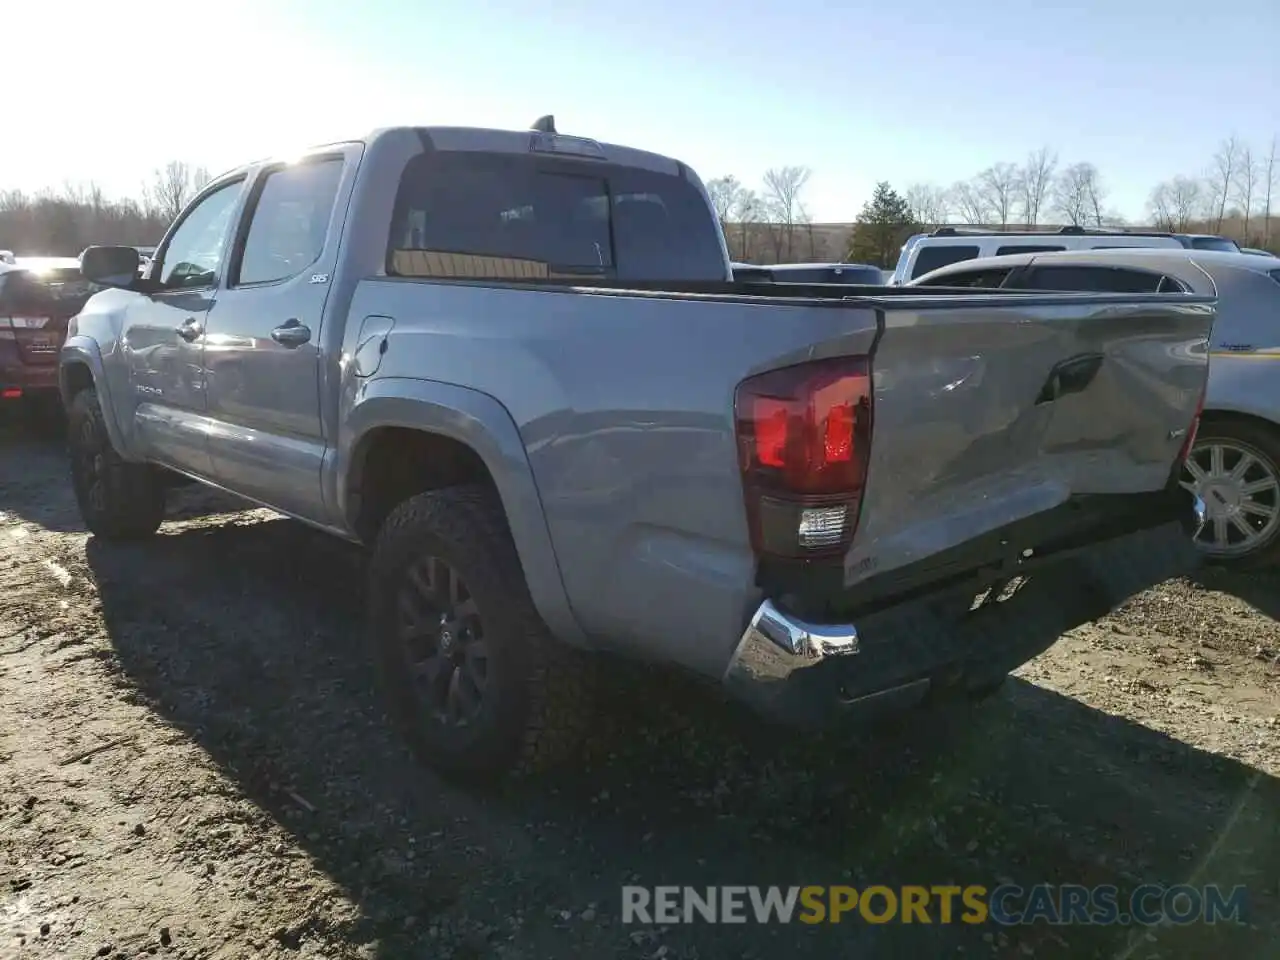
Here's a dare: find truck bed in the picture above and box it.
[349,276,1213,679]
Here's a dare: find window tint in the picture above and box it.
[910,245,980,279]
[769,266,883,284]
[1189,236,1239,253]
[158,181,243,289]
[916,267,1012,288]
[995,244,1064,256]
[0,269,102,314]
[236,159,343,286]
[388,151,726,282]
[1022,266,1167,293]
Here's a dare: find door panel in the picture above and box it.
[203,154,350,521]
[124,178,246,476]
[125,290,216,473]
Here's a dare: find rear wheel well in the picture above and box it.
[351,427,496,544]
[1198,409,1280,437]
[63,362,94,402]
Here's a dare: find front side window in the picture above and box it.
[387,151,725,281]
[910,245,980,279]
[235,159,345,286]
[157,181,244,290]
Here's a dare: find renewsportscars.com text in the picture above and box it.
[621,884,1248,926]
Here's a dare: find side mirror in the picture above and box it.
[80,246,141,288]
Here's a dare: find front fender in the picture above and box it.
[335,376,590,649]
[59,336,134,459]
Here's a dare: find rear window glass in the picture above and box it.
[387,151,726,282]
[910,245,980,279]
[917,267,1012,288]
[0,269,100,313]
[995,244,1064,256]
[1189,237,1239,253]
[1022,266,1168,294]
[770,266,883,284]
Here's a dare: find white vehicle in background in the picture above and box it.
[910,246,1280,567]
[0,250,15,265]
[887,226,1241,285]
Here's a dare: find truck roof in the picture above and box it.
[218,118,690,184]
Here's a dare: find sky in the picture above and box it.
[4,0,1277,223]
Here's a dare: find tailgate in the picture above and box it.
[844,292,1215,588]
[6,313,68,365]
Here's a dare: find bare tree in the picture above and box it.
[1231,145,1259,241]
[948,179,990,225]
[977,163,1019,228]
[1148,182,1175,231]
[1052,162,1101,226]
[1082,166,1108,226]
[731,189,763,262]
[761,166,812,261]
[1150,175,1204,231]
[705,175,744,229]
[1018,147,1058,226]
[144,160,199,223]
[1208,136,1241,232]
[904,183,949,226]
[1167,176,1202,231]
[1264,137,1277,247]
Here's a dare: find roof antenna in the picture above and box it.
[531,115,557,134]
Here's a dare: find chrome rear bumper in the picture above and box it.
[723,498,1206,728]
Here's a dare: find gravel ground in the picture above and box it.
[1,419,1278,960]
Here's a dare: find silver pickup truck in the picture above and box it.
[63,119,1212,782]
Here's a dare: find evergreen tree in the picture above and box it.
[847,182,918,267]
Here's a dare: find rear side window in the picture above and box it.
[235,159,344,287]
[916,267,1013,288]
[995,244,1064,256]
[1269,269,1280,286]
[1022,266,1171,293]
[388,151,726,282]
[910,245,980,279]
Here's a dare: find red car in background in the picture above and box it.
[1,257,102,421]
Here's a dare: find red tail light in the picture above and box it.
[734,357,873,559]
[1178,382,1206,464]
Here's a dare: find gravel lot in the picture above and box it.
[2,418,1278,959]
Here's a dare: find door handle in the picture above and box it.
[1035,352,1104,405]
[175,317,203,342]
[271,319,312,347]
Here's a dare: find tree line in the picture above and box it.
[0,162,210,257]
[707,134,1279,266]
[3,140,1277,267]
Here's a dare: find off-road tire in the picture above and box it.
[367,484,595,783]
[67,388,165,540]
[1190,419,1280,569]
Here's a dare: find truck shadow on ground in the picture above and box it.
[1192,565,1280,623]
[82,516,1280,959]
[0,431,255,532]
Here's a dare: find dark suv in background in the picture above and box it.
[1,257,100,424]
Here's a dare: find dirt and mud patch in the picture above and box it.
[2,423,1278,959]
